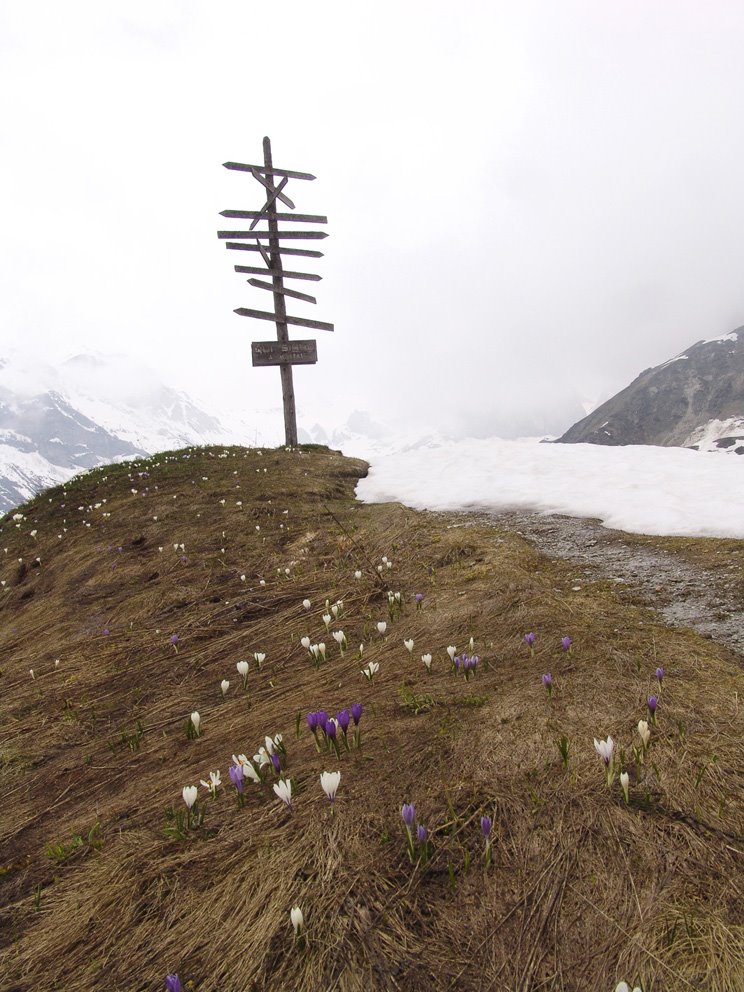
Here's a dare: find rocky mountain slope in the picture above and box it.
[558,329,744,451]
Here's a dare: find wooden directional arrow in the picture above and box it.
[223,161,316,181]
[234,307,334,332]
[225,242,324,258]
[234,265,322,281]
[220,210,327,223]
[218,230,328,240]
[248,278,316,304]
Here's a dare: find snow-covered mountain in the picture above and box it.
[0,352,239,513]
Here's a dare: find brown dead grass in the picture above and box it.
[0,445,742,992]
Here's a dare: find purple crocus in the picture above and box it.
[307,711,319,733]
[165,976,182,992]
[481,815,492,838]
[229,763,245,794]
[103,627,110,636]
[561,636,572,651]
[453,655,461,671]
[351,703,363,725]
[542,672,553,698]
[524,632,536,647]
[316,710,330,732]
[647,695,658,723]
[655,667,665,682]
[336,709,350,734]
[401,803,416,827]
[416,824,427,843]
[325,719,337,740]
[270,752,281,774]
[415,593,424,610]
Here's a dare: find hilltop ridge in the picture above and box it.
[1,446,742,991]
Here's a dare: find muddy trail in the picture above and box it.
[450,508,744,658]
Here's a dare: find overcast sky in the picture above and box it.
[2,1,744,438]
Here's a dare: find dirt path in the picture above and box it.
[453,508,744,656]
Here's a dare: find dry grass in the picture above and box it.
[0,444,742,992]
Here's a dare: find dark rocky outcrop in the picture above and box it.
[558,330,744,449]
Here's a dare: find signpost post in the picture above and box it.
[218,137,333,446]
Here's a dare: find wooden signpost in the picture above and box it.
[218,137,333,446]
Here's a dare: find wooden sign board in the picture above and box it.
[252,339,318,367]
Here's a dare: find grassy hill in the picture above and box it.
[1,445,742,992]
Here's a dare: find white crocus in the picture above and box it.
[273,778,293,808]
[302,598,311,610]
[301,636,311,650]
[322,613,332,629]
[237,659,249,679]
[190,712,201,736]
[264,735,275,755]
[254,651,266,668]
[376,621,387,636]
[447,645,457,660]
[362,660,380,681]
[320,770,341,802]
[200,770,221,797]
[593,736,614,765]
[354,570,362,579]
[318,643,326,660]
[620,771,630,803]
[404,638,414,653]
[637,720,651,748]
[290,905,304,935]
[29,669,35,679]
[182,785,198,809]
[421,653,432,671]
[615,984,642,992]
[221,679,230,696]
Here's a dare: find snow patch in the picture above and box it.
[356,437,744,539]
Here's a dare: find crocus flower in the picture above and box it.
[190,711,201,736]
[301,636,311,650]
[637,720,651,748]
[221,679,230,696]
[542,672,553,698]
[481,815,492,838]
[561,636,572,651]
[416,824,427,843]
[302,599,311,610]
[320,770,341,802]
[524,632,536,654]
[336,709,350,734]
[165,975,182,992]
[254,651,266,668]
[415,593,424,609]
[376,621,387,636]
[593,736,615,786]
[182,785,197,809]
[324,719,337,740]
[446,645,456,660]
[404,638,414,653]
[200,770,221,798]
[362,661,379,682]
[615,984,642,992]
[401,803,416,827]
[355,569,362,579]
[229,763,245,794]
[647,695,658,723]
[421,653,432,672]
[620,771,630,803]
[290,905,304,935]
[170,634,179,652]
[269,752,281,774]
[655,666,664,682]
[351,703,363,724]
[332,630,347,653]
[307,711,319,733]
[317,643,326,660]
[273,778,293,809]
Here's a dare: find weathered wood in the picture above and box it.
[248,278,317,304]
[234,265,322,281]
[225,242,324,258]
[234,307,334,332]
[256,240,272,267]
[250,168,296,209]
[249,177,290,229]
[221,210,327,223]
[252,340,318,366]
[223,161,316,181]
[218,230,328,240]
[262,136,298,447]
